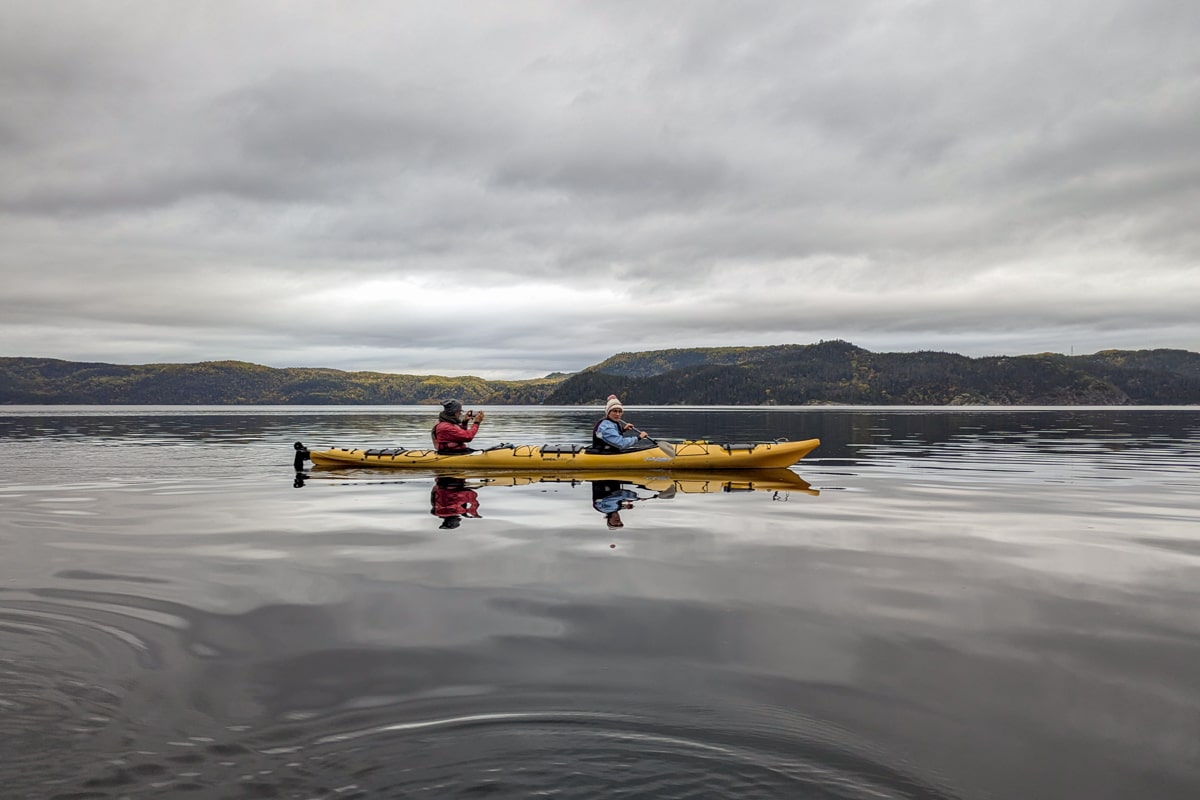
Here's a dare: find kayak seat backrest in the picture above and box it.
[541,444,585,455]
[721,443,758,452]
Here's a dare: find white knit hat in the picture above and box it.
[605,394,623,414]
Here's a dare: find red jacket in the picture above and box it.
[433,420,479,452]
[432,485,481,518]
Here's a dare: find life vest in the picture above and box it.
[432,420,473,453]
[431,478,481,518]
[591,417,623,453]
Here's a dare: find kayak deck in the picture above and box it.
[299,438,819,471]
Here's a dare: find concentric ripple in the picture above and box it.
[43,701,959,799]
[290,707,960,799]
[0,606,133,781]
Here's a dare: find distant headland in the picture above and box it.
[3,341,1198,405]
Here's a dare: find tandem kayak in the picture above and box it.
[294,438,819,471]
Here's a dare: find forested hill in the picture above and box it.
[545,341,1200,405]
[0,359,564,405]
[3,342,1199,404]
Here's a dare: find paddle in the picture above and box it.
[628,425,676,457]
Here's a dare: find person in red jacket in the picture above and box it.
[432,398,484,454]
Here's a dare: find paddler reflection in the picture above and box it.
[591,479,662,529]
[430,476,482,529]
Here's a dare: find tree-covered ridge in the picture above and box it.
[589,345,801,378]
[0,358,564,405]
[545,341,1200,405]
[3,342,1199,404]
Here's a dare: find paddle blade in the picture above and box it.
[656,440,677,457]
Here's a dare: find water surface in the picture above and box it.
[1,406,1198,799]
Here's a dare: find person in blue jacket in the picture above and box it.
[591,395,650,453]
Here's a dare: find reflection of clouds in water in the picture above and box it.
[20,572,1198,797]
[0,594,152,790]
[2,583,961,798]
[847,593,1200,800]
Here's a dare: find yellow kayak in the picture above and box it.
[296,438,819,471]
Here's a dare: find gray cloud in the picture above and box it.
[1,0,1198,379]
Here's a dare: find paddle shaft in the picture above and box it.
[626,424,676,457]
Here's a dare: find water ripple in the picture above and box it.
[40,703,959,799]
[0,607,132,782]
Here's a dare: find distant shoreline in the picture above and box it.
[4,342,1199,405]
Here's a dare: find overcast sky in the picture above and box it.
[2,1,1197,379]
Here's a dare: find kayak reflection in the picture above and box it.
[456,468,818,497]
[296,467,817,528]
[305,465,816,494]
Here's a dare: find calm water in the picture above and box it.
[1,406,1198,799]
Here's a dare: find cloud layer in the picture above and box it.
[2,1,1198,378]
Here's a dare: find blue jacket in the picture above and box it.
[593,487,640,513]
[594,418,641,450]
